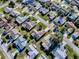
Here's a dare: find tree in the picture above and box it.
[53,32,63,43]
[7,46,12,52]
[14,53,18,59]
[9,1,15,8]
[23,35,27,39]
[16,0,22,3]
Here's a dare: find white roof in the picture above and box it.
[51,45,67,59]
[4,7,12,13]
[26,44,39,59]
[29,44,39,55]
[16,16,29,24]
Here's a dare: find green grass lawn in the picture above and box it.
[0,49,5,59]
[65,45,79,59]
[0,8,4,14]
[20,12,29,17]
[0,28,4,34]
[16,50,26,59]
[35,22,47,30]
[28,16,37,22]
[14,7,22,12]
[38,14,49,21]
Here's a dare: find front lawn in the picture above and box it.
[65,45,79,59]
[38,14,49,21]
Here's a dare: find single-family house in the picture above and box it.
[10,11,20,17]
[48,11,57,20]
[39,8,49,15]
[58,9,68,15]
[22,0,33,3]
[51,44,67,59]
[30,29,46,41]
[2,23,15,35]
[4,7,12,13]
[34,2,42,10]
[39,0,47,3]
[72,30,79,40]
[0,17,7,28]
[54,16,66,25]
[65,22,76,28]
[66,28,74,35]
[65,0,78,6]
[16,16,29,24]
[7,29,19,42]
[68,13,78,21]
[51,4,60,11]
[22,0,34,6]
[41,35,53,50]
[22,21,37,31]
[26,44,39,59]
[51,4,68,15]
[39,54,47,59]
[13,35,26,52]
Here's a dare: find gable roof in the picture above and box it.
[14,36,26,52]
[26,44,39,59]
[51,44,67,59]
[16,16,29,24]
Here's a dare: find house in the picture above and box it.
[22,21,37,31]
[39,8,49,15]
[72,30,79,40]
[30,29,46,41]
[48,11,57,20]
[51,4,60,11]
[39,54,47,59]
[39,0,47,3]
[45,1,52,7]
[2,23,15,35]
[10,11,20,17]
[51,44,67,59]
[16,16,29,24]
[22,0,34,6]
[34,2,42,10]
[26,44,39,59]
[68,13,78,21]
[7,29,19,42]
[65,22,76,28]
[54,16,66,25]
[65,0,72,2]
[22,7,28,12]
[4,7,12,13]
[41,35,53,50]
[51,4,68,15]
[58,9,68,15]
[65,0,78,6]
[66,28,74,35]
[13,35,26,52]
[22,0,33,3]
[0,17,7,28]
